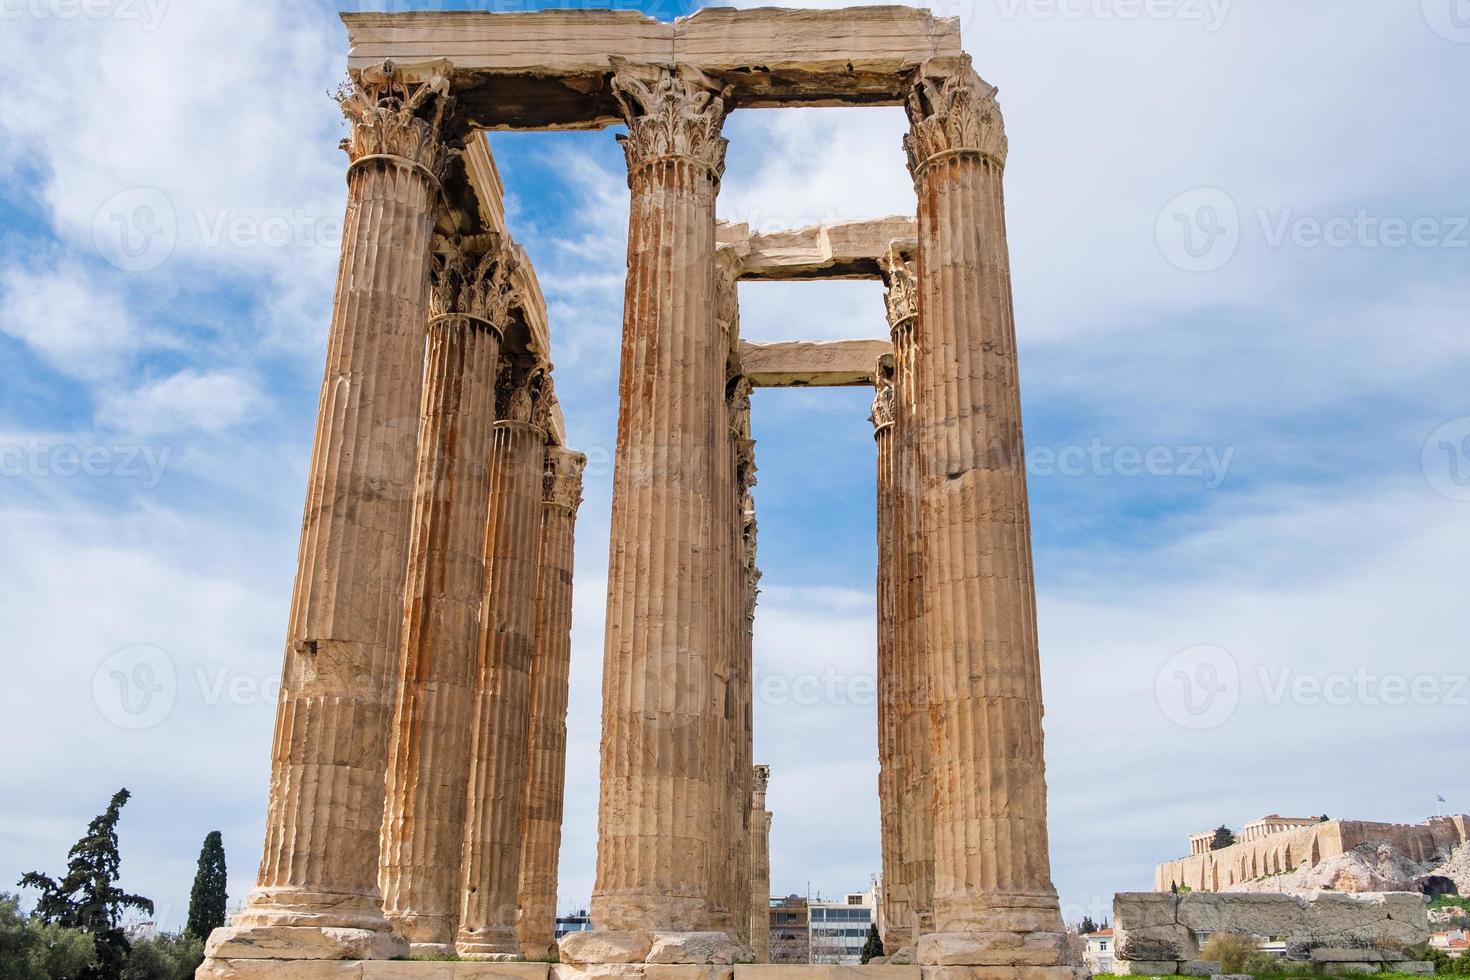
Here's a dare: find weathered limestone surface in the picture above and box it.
[380,239,516,953]
[516,446,587,960]
[885,248,933,954]
[342,7,962,127]
[717,218,917,281]
[904,58,1066,967]
[739,340,893,389]
[582,58,745,964]
[736,968,920,980]
[749,766,772,963]
[200,961,552,980]
[458,369,549,959]
[872,359,907,952]
[1112,892,1432,973]
[206,62,454,963]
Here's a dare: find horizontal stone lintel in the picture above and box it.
[718,218,917,281]
[740,339,893,388]
[342,6,962,129]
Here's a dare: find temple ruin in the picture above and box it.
[200,7,1075,980]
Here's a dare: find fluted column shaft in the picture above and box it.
[458,413,547,958]
[586,60,736,949]
[380,317,503,951]
[380,241,516,954]
[749,765,772,963]
[872,363,909,953]
[905,61,1066,966]
[516,447,587,960]
[887,256,935,954]
[211,63,454,962]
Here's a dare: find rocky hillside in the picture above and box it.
[1223,841,1470,896]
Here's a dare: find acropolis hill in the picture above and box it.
[1156,813,1470,893]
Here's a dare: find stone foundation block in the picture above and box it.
[203,926,408,962]
[918,932,1067,967]
[1180,961,1221,976]
[1395,962,1435,975]
[737,967,920,980]
[1114,925,1197,962]
[1320,963,1383,975]
[197,961,365,980]
[646,933,748,965]
[560,933,655,966]
[1113,895,1181,931]
[553,966,733,980]
[1312,949,1386,963]
[198,963,552,980]
[919,966,1085,980]
[1176,893,1306,937]
[1112,961,1178,976]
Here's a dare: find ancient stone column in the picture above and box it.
[380,238,517,956]
[884,247,934,959]
[729,383,757,950]
[457,363,549,960]
[515,443,587,961]
[568,58,744,966]
[871,357,911,955]
[904,57,1069,973]
[205,61,454,963]
[749,765,773,963]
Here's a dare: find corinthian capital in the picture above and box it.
[610,58,732,183]
[871,354,896,432]
[497,359,548,425]
[881,246,919,334]
[338,59,457,184]
[430,235,518,334]
[543,446,586,513]
[715,248,742,343]
[903,56,1008,177]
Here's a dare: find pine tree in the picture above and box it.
[186,832,228,941]
[19,789,154,980]
[1079,916,1099,935]
[1210,825,1237,850]
[859,923,884,964]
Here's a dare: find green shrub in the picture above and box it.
[1200,933,1261,974]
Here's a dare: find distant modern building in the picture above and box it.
[807,889,876,964]
[1432,930,1468,959]
[770,895,809,964]
[555,909,593,942]
[1083,928,1114,975]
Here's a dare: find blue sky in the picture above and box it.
[1,0,1468,934]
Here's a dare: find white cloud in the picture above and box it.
[0,261,145,381]
[98,369,260,436]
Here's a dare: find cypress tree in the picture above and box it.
[186,832,228,941]
[860,923,884,964]
[19,788,153,980]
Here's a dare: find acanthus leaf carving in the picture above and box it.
[430,235,519,333]
[338,59,457,184]
[871,355,897,431]
[903,56,1008,178]
[610,58,732,183]
[543,446,586,513]
[882,247,919,334]
[497,358,548,425]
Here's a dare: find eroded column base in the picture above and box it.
[559,932,751,966]
[203,925,407,962]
